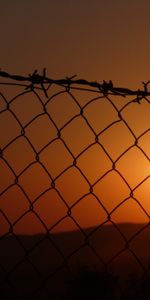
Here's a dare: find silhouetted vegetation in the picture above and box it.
[67,266,150,300]
[122,271,150,300]
[68,266,118,300]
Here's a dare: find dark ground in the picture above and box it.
[0,223,150,299]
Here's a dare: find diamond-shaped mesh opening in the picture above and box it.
[40,139,73,178]
[61,116,94,156]
[4,136,35,175]
[83,97,119,133]
[93,170,130,213]
[18,163,52,201]
[10,91,44,126]
[116,146,150,188]
[56,166,89,206]
[77,143,112,184]
[0,185,29,224]
[33,189,68,229]
[46,91,80,128]
[25,114,57,152]
[71,193,107,229]
[100,121,135,160]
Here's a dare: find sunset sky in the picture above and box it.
[0,0,150,234]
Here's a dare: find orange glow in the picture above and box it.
[0,82,150,235]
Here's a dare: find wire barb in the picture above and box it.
[1,70,150,98]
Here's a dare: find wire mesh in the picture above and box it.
[0,70,150,299]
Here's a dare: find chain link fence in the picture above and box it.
[0,70,150,299]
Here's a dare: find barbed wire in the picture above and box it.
[0,70,150,299]
[1,69,150,99]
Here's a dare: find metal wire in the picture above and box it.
[0,70,150,299]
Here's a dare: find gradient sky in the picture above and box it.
[1,0,150,86]
[0,0,150,234]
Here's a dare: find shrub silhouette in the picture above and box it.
[68,266,150,300]
[68,266,118,300]
[122,271,150,300]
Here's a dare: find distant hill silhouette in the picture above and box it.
[0,223,150,299]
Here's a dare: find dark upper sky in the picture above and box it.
[1,0,150,87]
